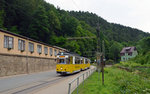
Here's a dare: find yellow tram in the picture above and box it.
[56,52,90,74]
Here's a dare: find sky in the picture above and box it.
[45,0,150,33]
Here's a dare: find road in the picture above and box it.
[0,66,95,94]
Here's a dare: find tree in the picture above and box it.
[0,0,5,29]
[0,10,4,29]
[109,41,123,62]
[138,37,150,54]
[65,41,81,55]
[1,0,150,61]
[50,36,67,46]
[10,26,19,34]
[28,6,50,43]
[61,16,79,36]
[47,10,61,36]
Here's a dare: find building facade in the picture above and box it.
[120,47,138,61]
[0,29,68,77]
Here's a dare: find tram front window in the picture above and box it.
[58,59,65,64]
[57,58,70,64]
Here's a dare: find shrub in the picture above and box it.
[106,59,114,65]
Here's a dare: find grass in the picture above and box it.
[72,67,150,94]
[115,61,150,68]
[115,62,150,78]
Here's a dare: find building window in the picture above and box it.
[49,48,53,56]
[54,49,57,56]
[44,47,48,55]
[120,53,125,56]
[58,50,61,53]
[29,42,34,53]
[18,39,25,51]
[128,53,132,56]
[4,35,14,49]
[37,45,42,54]
[57,50,59,54]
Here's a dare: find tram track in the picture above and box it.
[34,66,95,94]
[0,73,69,94]
[12,77,64,94]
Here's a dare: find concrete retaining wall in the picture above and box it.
[0,54,56,77]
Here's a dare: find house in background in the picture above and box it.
[120,47,138,61]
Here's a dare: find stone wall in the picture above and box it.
[0,54,56,77]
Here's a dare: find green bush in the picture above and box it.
[124,51,150,65]
[106,59,114,65]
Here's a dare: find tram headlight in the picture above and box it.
[61,68,63,70]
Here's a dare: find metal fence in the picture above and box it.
[68,68,96,94]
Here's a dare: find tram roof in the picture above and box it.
[57,52,80,57]
[57,52,90,60]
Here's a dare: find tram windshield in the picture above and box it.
[57,58,70,64]
[58,59,65,64]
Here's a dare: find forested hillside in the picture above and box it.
[69,11,149,42]
[0,0,149,62]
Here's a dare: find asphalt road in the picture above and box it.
[0,70,61,94]
[0,66,95,94]
[35,66,96,94]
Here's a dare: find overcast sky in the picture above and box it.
[45,0,150,33]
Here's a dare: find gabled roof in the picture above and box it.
[120,47,136,54]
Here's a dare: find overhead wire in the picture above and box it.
[71,0,80,11]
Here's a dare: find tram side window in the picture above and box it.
[75,58,77,64]
[66,58,70,64]
[75,57,80,64]
[85,59,88,64]
[81,59,84,64]
[88,60,90,64]
[4,35,14,49]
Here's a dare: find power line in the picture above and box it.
[71,0,80,10]
[67,36,96,40]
